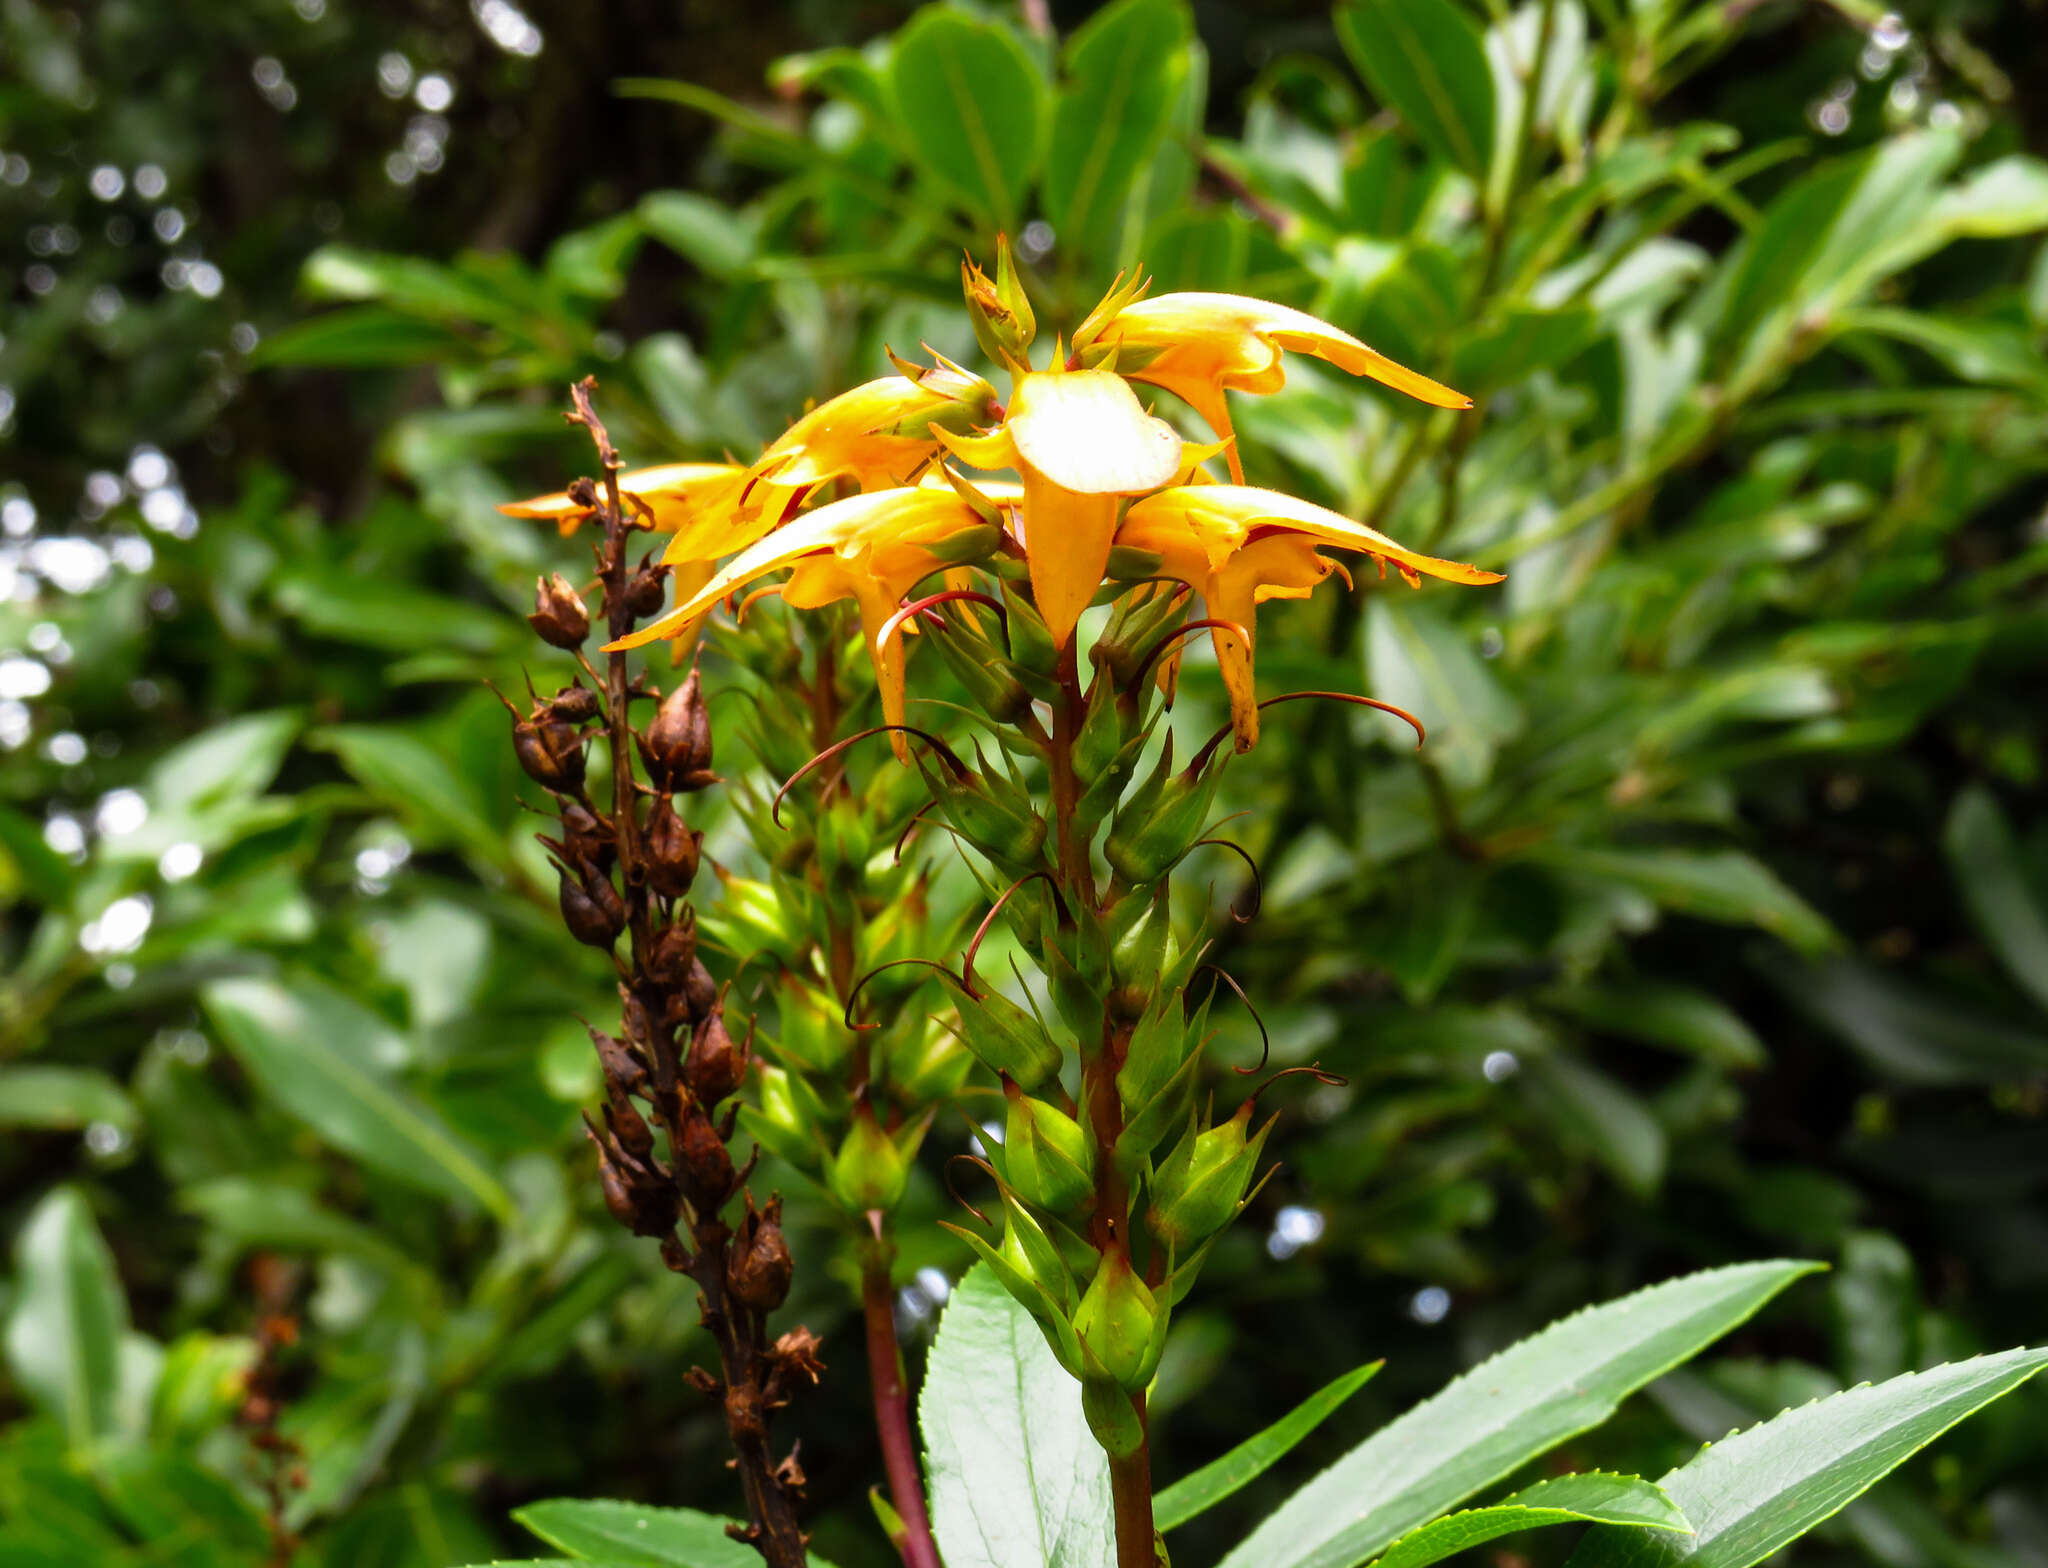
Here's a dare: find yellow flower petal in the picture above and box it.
[1106,293,1470,482]
[499,463,747,536]
[1123,486,1502,586]
[1007,370,1181,497]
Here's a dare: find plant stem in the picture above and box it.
[1109,1428,1158,1568]
[861,1231,944,1568]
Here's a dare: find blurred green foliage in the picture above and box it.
[3,1,2046,1566]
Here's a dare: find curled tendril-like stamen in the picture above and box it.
[843,957,965,1031]
[1130,617,1251,692]
[876,589,1009,656]
[734,583,785,623]
[1190,837,1262,924]
[1248,1061,1349,1109]
[894,800,937,864]
[1197,964,1272,1075]
[945,1152,1000,1227]
[772,725,969,828]
[1188,690,1427,776]
[963,870,1069,999]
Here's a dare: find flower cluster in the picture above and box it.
[506,250,1499,1568]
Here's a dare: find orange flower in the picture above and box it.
[499,462,748,537]
[1118,485,1501,750]
[1095,292,1471,483]
[611,484,1002,756]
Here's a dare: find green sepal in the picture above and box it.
[1113,1044,1204,1180]
[927,607,1037,724]
[1105,748,1227,886]
[830,1104,910,1212]
[1000,579,1061,685]
[950,984,1065,1092]
[1073,668,1124,789]
[1145,1101,1275,1252]
[885,1020,973,1101]
[1042,938,1104,1046]
[941,1220,1086,1377]
[915,748,1047,871]
[1073,1248,1164,1391]
[739,1068,831,1177]
[1083,1374,1147,1458]
[1117,993,1192,1116]
[1002,1079,1095,1215]
[1104,545,1165,580]
[999,1187,1076,1314]
[1074,729,1151,837]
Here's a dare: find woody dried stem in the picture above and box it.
[540,378,814,1568]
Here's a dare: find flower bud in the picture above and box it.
[685,1012,749,1107]
[961,237,1036,373]
[530,573,591,649]
[726,1193,794,1313]
[885,1020,973,1102]
[1108,884,1174,1020]
[1072,673,1124,790]
[645,793,703,899]
[1073,1249,1163,1392]
[1145,1101,1274,1252]
[830,1103,909,1213]
[917,751,1047,870]
[949,986,1064,1092]
[559,860,626,949]
[640,668,715,791]
[1001,1079,1094,1216]
[741,1065,828,1176]
[1104,744,1226,886]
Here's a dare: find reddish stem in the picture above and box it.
[861,1232,944,1568]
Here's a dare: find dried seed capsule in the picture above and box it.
[530,573,591,649]
[685,1012,748,1107]
[640,668,714,790]
[559,860,626,948]
[645,915,699,988]
[645,793,703,898]
[676,1099,734,1208]
[549,683,601,723]
[513,711,586,790]
[726,1193,794,1313]
[625,556,669,619]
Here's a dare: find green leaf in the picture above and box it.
[272,573,513,655]
[0,801,73,906]
[1537,848,1837,956]
[0,1067,138,1134]
[96,1449,269,1565]
[1762,955,2048,1086]
[1366,598,1523,791]
[1566,1348,2048,1568]
[1524,1055,1667,1197]
[1370,1474,1691,1568]
[308,724,505,861]
[1219,1260,1820,1568]
[1943,785,2048,1013]
[1544,984,1765,1070]
[148,711,300,813]
[201,977,514,1221]
[515,1499,834,1567]
[1043,0,1191,264]
[1156,1361,1381,1531]
[921,1264,1114,1568]
[545,213,645,299]
[251,305,473,368]
[637,192,757,278]
[1336,0,1495,180]
[890,9,1045,229]
[2,1187,128,1451]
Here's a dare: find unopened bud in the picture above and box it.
[727,1193,794,1313]
[646,793,703,899]
[1001,1079,1094,1216]
[949,986,1064,1092]
[1104,741,1225,886]
[830,1103,909,1213]
[530,573,591,649]
[1145,1101,1273,1252]
[640,669,715,791]
[1073,1249,1164,1393]
[961,236,1036,373]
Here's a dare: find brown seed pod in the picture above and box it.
[530,572,591,649]
[645,793,703,898]
[559,860,625,948]
[726,1193,793,1313]
[685,1012,749,1107]
[639,668,715,790]
[646,915,699,989]
[675,1099,734,1208]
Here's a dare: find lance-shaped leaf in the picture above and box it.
[513,1498,839,1567]
[1369,1475,1689,1568]
[3,1187,128,1451]
[1336,0,1495,181]
[1220,1261,1819,1568]
[891,9,1045,229]
[1156,1361,1381,1531]
[1566,1347,2048,1568]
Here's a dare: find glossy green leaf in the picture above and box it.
[1156,1361,1381,1531]
[1763,955,2048,1085]
[1567,1348,2048,1568]
[1043,0,1191,264]
[1220,1261,1819,1568]
[1538,848,1836,956]
[252,305,473,368]
[0,802,72,907]
[1337,0,1495,179]
[637,192,757,278]
[1366,597,1523,791]
[890,10,1045,229]
[1943,785,2048,1013]
[309,724,505,861]
[2,1187,127,1451]
[1545,984,1765,1069]
[148,710,299,813]
[1371,1474,1691,1568]
[96,1448,269,1565]
[515,1499,836,1567]
[921,1264,1114,1568]
[0,1066,138,1133]
[545,213,644,299]
[1525,1055,1667,1196]
[201,976,514,1220]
